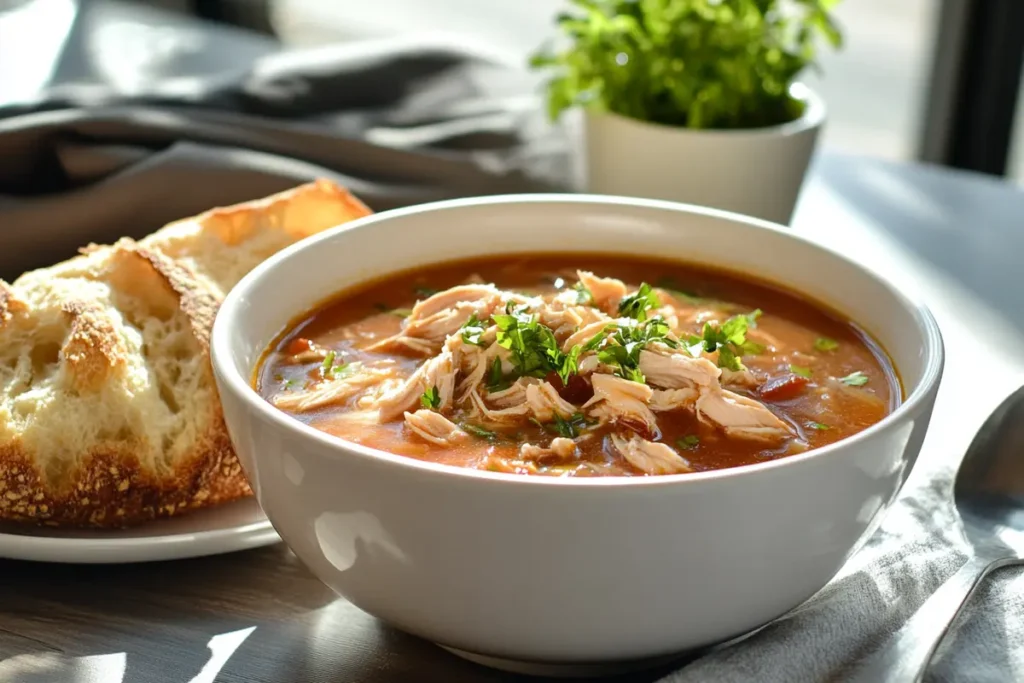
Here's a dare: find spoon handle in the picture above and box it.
[845,554,1013,683]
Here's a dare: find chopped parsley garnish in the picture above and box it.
[492,306,569,381]
[807,421,830,430]
[486,356,510,392]
[551,412,591,439]
[282,377,300,390]
[530,413,592,439]
[420,385,441,410]
[582,325,615,351]
[840,371,869,386]
[415,285,440,298]
[462,423,498,441]
[676,435,700,450]
[597,316,678,383]
[814,337,839,352]
[558,344,583,385]
[617,282,661,321]
[320,350,349,378]
[685,310,764,371]
[460,314,487,346]
[789,364,813,378]
[574,280,593,305]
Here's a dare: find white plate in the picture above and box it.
[0,498,280,563]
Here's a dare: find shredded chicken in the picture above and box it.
[649,387,699,412]
[577,270,628,315]
[577,353,616,376]
[583,374,658,437]
[562,318,622,352]
[720,367,761,389]
[376,347,457,422]
[404,410,469,446]
[638,348,720,389]
[468,389,530,422]
[520,437,578,463]
[609,433,692,475]
[366,284,503,356]
[455,341,511,401]
[538,305,609,342]
[409,284,502,321]
[467,380,574,424]
[696,388,792,442]
[273,365,397,412]
[487,376,538,408]
[525,382,577,422]
[364,334,437,357]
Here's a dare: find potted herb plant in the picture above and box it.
[530,0,843,225]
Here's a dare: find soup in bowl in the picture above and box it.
[211,195,942,675]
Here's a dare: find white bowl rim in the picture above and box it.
[211,193,945,490]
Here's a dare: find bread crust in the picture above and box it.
[0,180,372,528]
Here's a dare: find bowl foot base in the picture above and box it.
[437,645,685,678]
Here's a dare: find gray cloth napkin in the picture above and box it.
[659,454,1024,683]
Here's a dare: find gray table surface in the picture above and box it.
[2,150,1023,683]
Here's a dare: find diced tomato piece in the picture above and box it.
[758,373,810,401]
[285,337,314,356]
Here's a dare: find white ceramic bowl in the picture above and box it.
[210,195,943,677]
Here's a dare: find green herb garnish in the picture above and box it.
[460,314,487,346]
[320,350,348,378]
[463,423,498,441]
[685,310,764,371]
[814,337,839,352]
[582,325,615,352]
[415,285,440,298]
[492,306,568,381]
[558,344,583,385]
[676,435,700,450]
[789,365,813,378]
[552,412,591,439]
[807,421,830,431]
[486,356,510,392]
[420,385,441,410]
[574,280,593,305]
[840,371,869,387]
[282,378,300,390]
[597,316,677,382]
[531,413,592,439]
[617,282,660,321]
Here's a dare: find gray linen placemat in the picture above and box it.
[658,443,1024,683]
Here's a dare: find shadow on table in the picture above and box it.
[0,546,692,683]
[812,154,1024,335]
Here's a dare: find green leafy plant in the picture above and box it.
[529,0,843,129]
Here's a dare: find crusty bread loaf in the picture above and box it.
[0,180,372,528]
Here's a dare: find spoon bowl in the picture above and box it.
[848,384,1024,682]
[955,384,1024,555]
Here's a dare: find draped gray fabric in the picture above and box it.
[0,0,569,279]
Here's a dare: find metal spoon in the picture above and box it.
[847,384,1024,682]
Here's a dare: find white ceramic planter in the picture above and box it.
[583,84,826,225]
